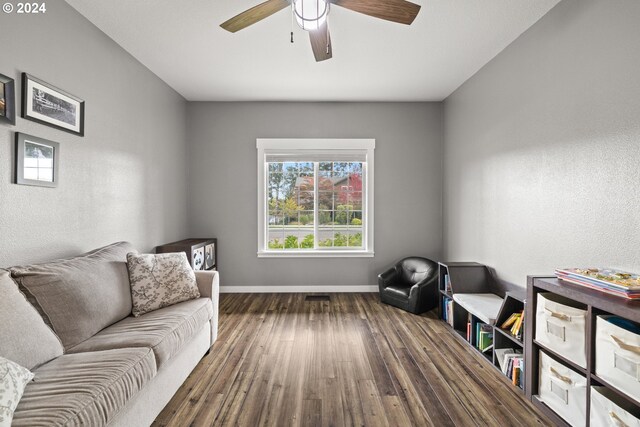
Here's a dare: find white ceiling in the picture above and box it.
[65,0,560,101]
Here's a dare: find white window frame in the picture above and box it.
[257,138,374,258]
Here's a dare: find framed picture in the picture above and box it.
[22,73,85,136]
[15,132,60,188]
[192,246,205,271]
[205,243,215,270]
[0,73,16,125]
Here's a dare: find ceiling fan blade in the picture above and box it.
[221,0,290,33]
[332,0,420,25]
[309,22,332,62]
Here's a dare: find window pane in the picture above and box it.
[318,228,334,247]
[297,191,314,210]
[318,191,334,210]
[299,211,314,226]
[347,231,363,248]
[298,162,313,177]
[334,206,349,225]
[332,162,350,178]
[268,210,285,249]
[284,233,300,250]
[318,174,333,191]
[349,211,363,227]
[348,192,362,210]
[319,210,334,225]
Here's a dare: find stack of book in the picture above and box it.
[442,297,454,327]
[474,322,493,352]
[501,311,525,340]
[555,268,640,299]
[496,348,524,389]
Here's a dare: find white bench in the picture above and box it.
[452,293,504,325]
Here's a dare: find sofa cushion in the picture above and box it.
[0,270,63,370]
[0,356,34,427]
[127,252,200,317]
[12,348,156,427]
[68,298,213,368]
[10,242,135,350]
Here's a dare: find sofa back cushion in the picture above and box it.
[0,270,64,370]
[10,242,135,350]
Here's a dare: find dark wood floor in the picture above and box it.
[153,293,551,426]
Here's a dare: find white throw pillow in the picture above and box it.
[0,356,34,427]
[126,252,200,317]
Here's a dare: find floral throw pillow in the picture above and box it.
[0,356,34,427]
[126,252,200,317]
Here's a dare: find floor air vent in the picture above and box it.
[305,295,331,302]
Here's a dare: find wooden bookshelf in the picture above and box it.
[438,262,526,393]
[526,276,640,426]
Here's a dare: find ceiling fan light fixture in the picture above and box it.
[293,0,330,31]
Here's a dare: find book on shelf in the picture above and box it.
[444,274,452,293]
[510,311,524,340]
[555,267,640,299]
[500,310,524,340]
[500,312,520,329]
[496,348,524,389]
[442,297,454,328]
[476,323,493,352]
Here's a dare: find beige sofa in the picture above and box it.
[0,242,219,426]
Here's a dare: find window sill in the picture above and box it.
[257,250,374,258]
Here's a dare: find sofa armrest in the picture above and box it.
[378,266,400,293]
[195,270,218,299]
[195,270,219,346]
[410,274,437,297]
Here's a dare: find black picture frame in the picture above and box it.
[0,73,16,125]
[22,73,85,136]
[15,132,60,188]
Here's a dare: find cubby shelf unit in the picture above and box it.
[526,276,640,427]
[438,262,527,394]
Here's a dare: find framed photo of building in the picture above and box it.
[22,73,85,136]
[15,132,60,188]
[0,73,16,125]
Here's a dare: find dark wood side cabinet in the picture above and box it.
[526,276,640,427]
[156,238,217,271]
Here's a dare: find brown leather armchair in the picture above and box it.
[378,257,438,314]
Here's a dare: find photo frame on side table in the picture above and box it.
[15,132,60,188]
[0,73,16,125]
[22,73,85,136]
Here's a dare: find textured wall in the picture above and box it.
[443,0,640,286]
[187,102,443,288]
[0,2,188,266]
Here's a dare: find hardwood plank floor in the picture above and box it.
[153,293,552,427]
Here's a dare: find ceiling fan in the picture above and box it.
[220,0,421,62]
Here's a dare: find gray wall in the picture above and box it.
[187,102,442,288]
[0,2,188,266]
[443,0,640,286]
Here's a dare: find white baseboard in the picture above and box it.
[219,285,378,293]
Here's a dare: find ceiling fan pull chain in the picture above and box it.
[326,14,330,54]
[290,5,294,43]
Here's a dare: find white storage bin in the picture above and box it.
[535,292,588,368]
[596,316,640,404]
[590,386,640,427]
[538,351,587,427]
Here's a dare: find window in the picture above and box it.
[257,139,374,257]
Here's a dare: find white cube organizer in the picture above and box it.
[535,292,588,368]
[590,386,640,427]
[595,316,640,404]
[538,351,587,427]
